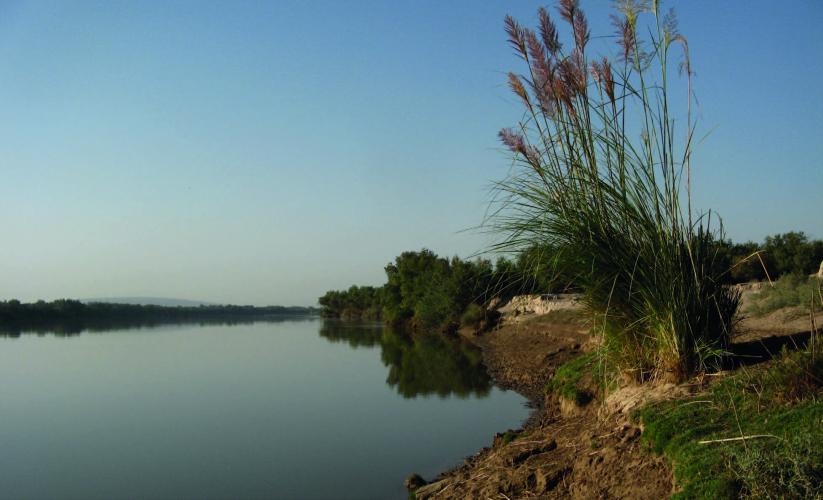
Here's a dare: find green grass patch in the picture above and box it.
[637,349,823,498]
[545,352,597,405]
[499,429,520,446]
[746,274,823,318]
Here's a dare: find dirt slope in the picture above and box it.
[414,287,819,499]
[415,312,675,499]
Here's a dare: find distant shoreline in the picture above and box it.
[0,299,319,336]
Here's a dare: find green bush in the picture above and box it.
[320,248,561,332]
[460,303,485,327]
[764,232,823,278]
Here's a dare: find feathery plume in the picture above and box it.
[591,57,615,103]
[498,128,527,155]
[590,60,603,83]
[558,0,579,25]
[537,7,561,56]
[504,15,528,60]
[572,10,589,49]
[662,8,679,41]
[611,14,636,60]
[526,29,547,69]
[559,49,586,95]
[499,128,542,167]
[508,72,530,108]
[532,65,557,116]
[601,58,615,103]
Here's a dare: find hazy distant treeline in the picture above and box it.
[0,299,318,333]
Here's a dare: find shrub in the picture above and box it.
[460,303,485,327]
[764,232,823,277]
[730,433,822,499]
[746,274,823,318]
[487,1,738,380]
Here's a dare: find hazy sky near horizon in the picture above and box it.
[1,1,821,306]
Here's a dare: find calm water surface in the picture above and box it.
[0,319,528,499]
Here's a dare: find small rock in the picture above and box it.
[404,473,427,491]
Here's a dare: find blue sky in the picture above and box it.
[0,0,821,306]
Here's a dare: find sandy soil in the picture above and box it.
[414,311,675,499]
[413,291,819,499]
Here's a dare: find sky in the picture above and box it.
[0,0,821,306]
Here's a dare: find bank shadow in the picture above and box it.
[727,329,814,369]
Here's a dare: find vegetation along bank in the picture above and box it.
[322,0,823,496]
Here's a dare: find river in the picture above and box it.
[0,318,528,499]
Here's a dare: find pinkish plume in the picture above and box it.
[559,49,586,95]
[558,0,579,25]
[538,7,561,56]
[508,72,530,107]
[504,15,527,59]
[591,57,615,103]
[573,10,589,49]
[611,14,635,60]
[601,58,615,102]
[590,60,603,83]
[532,64,557,116]
[499,128,527,155]
[526,29,547,68]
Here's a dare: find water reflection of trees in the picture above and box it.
[318,321,492,398]
[317,321,384,348]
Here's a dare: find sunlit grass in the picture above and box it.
[637,349,823,498]
[746,274,823,319]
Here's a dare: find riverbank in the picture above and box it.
[412,306,674,498]
[411,289,821,498]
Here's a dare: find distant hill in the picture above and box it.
[81,297,215,307]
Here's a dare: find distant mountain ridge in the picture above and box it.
[81,297,215,307]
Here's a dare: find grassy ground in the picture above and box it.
[636,349,822,499]
[746,275,823,319]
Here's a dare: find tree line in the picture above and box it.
[716,231,823,283]
[0,299,318,334]
[318,246,571,332]
[319,231,823,333]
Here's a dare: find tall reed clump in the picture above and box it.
[488,0,739,381]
